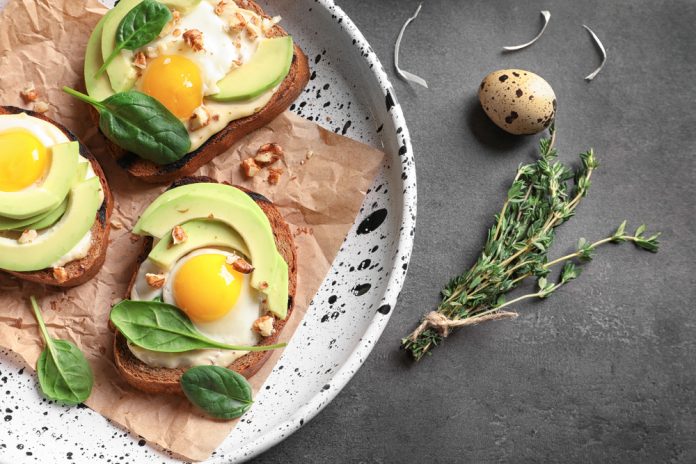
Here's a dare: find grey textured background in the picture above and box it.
[258,0,696,462]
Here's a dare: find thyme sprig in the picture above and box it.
[402,128,660,360]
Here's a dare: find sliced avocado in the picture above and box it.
[209,37,294,102]
[85,9,116,100]
[0,160,86,231]
[148,219,250,270]
[133,183,267,233]
[133,185,288,318]
[0,141,79,220]
[21,197,69,231]
[100,0,142,93]
[0,176,102,272]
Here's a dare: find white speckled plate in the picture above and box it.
[0,0,415,462]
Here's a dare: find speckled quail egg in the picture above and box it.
[478,69,556,135]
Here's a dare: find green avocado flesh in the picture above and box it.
[0,177,102,272]
[99,0,143,93]
[85,10,117,101]
[0,141,79,220]
[134,183,288,319]
[210,37,294,102]
[148,218,250,270]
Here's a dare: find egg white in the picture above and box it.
[129,247,265,368]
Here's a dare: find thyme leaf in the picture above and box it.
[402,127,660,360]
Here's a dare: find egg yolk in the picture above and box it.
[0,129,49,192]
[140,55,203,119]
[173,254,243,322]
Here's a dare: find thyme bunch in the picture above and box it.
[402,128,660,360]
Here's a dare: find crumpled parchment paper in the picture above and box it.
[0,0,385,460]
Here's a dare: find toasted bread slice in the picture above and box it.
[0,106,113,288]
[95,0,310,184]
[113,176,297,395]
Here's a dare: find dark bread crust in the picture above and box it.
[94,0,311,184]
[0,106,113,288]
[113,176,297,395]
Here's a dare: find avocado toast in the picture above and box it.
[112,176,296,395]
[79,0,310,184]
[0,106,113,287]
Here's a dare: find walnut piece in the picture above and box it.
[20,84,39,103]
[227,256,254,274]
[267,167,283,185]
[171,225,188,245]
[189,105,212,131]
[145,273,166,289]
[18,229,37,244]
[241,158,261,178]
[254,142,284,167]
[52,267,68,283]
[183,29,204,52]
[252,315,275,337]
[214,0,227,15]
[33,101,49,113]
[133,51,147,69]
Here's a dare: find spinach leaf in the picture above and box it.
[96,0,172,76]
[110,300,287,353]
[180,366,253,419]
[30,297,93,405]
[63,87,190,165]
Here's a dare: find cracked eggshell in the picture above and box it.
[478,69,556,135]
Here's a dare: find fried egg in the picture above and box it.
[0,113,68,192]
[135,0,263,118]
[130,247,264,368]
[0,113,99,265]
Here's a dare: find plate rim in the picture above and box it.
[224,0,417,461]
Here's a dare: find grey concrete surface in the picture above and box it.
[257,1,696,462]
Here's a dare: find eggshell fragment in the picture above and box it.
[478,69,556,135]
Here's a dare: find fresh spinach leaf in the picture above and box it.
[30,297,94,405]
[180,366,253,419]
[63,87,190,165]
[96,0,172,76]
[110,300,287,353]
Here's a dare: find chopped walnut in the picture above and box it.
[252,315,275,337]
[53,267,68,283]
[145,273,166,289]
[267,167,283,185]
[214,0,227,15]
[227,256,254,274]
[33,101,49,113]
[18,229,37,244]
[171,225,188,245]
[246,25,258,41]
[189,105,212,131]
[241,158,260,178]
[254,142,284,167]
[20,84,38,103]
[229,12,247,34]
[133,51,147,69]
[183,29,204,51]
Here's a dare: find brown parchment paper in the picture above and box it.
[0,0,385,460]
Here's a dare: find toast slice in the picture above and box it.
[0,106,114,288]
[113,176,297,395]
[96,0,310,184]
